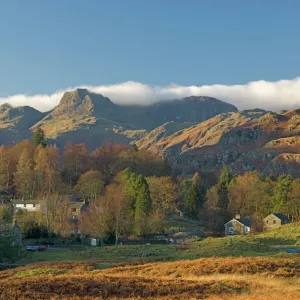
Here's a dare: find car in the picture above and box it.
[26,245,47,252]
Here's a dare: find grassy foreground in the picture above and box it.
[3,223,300,299]
[1,257,300,299]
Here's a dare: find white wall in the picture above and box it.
[15,204,40,212]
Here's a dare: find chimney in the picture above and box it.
[235,214,241,220]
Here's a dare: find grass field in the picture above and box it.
[1,257,300,299]
[3,223,300,299]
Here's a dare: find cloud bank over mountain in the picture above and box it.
[1,78,300,112]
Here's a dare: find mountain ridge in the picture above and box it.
[3,89,300,176]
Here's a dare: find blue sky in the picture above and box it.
[1,0,299,97]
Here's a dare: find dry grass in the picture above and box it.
[1,257,300,299]
[104,256,300,278]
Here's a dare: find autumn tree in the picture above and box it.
[91,140,126,184]
[62,142,89,185]
[0,146,11,192]
[34,145,61,195]
[0,205,11,223]
[52,197,72,244]
[80,177,133,244]
[33,128,47,148]
[14,210,47,238]
[75,170,104,201]
[146,176,177,216]
[14,148,35,199]
[228,171,271,219]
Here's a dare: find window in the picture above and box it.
[72,208,77,213]
[24,204,26,208]
[266,220,269,224]
[33,204,36,208]
[228,227,234,233]
[244,227,250,233]
[273,220,276,224]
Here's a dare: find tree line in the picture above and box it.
[1,128,300,241]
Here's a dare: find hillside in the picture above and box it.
[135,108,300,175]
[0,104,45,145]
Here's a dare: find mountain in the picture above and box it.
[0,104,45,144]
[0,104,44,130]
[134,108,300,176]
[31,89,237,149]
[2,88,300,176]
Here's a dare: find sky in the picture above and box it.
[0,0,300,111]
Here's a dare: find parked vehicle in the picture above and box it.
[26,245,47,252]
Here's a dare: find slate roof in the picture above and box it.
[225,217,251,227]
[12,199,39,205]
[69,201,88,212]
[237,217,251,227]
[272,213,290,222]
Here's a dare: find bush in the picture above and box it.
[0,236,21,263]
[24,223,49,239]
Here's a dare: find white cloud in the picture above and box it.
[1,78,300,112]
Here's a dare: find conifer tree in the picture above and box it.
[272,174,292,213]
[33,128,47,148]
[134,174,152,235]
[217,165,232,211]
[184,178,198,218]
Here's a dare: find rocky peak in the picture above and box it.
[0,103,13,113]
[53,89,115,117]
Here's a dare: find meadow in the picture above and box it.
[2,223,300,299]
[1,257,300,299]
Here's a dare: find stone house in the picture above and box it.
[263,213,290,231]
[12,199,41,212]
[224,215,251,236]
[69,201,88,217]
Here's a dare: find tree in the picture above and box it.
[62,142,89,185]
[80,177,134,244]
[34,145,61,195]
[52,197,72,245]
[182,179,197,218]
[0,205,11,223]
[0,146,11,191]
[287,179,300,222]
[14,210,48,238]
[14,148,35,199]
[33,128,47,148]
[91,140,126,185]
[217,165,232,211]
[180,173,205,218]
[134,174,152,235]
[146,176,177,216]
[228,171,273,224]
[75,170,104,201]
[0,236,20,263]
[272,174,293,213]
